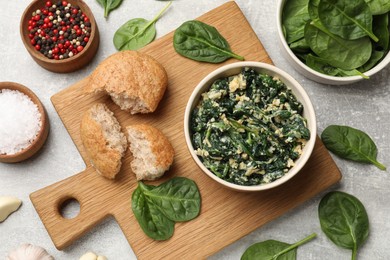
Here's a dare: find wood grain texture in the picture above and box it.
[30,2,342,259]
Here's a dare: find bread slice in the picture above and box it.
[126,124,174,181]
[80,103,127,179]
[85,51,168,114]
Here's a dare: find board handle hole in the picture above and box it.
[59,198,80,219]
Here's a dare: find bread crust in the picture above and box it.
[80,103,127,179]
[127,124,175,180]
[85,51,168,114]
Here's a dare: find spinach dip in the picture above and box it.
[191,68,310,186]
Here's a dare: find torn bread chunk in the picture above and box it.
[85,50,168,114]
[80,103,127,179]
[126,124,174,180]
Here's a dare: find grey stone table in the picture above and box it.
[1,0,389,259]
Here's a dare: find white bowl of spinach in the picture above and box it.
[184,62,317,191]
[277,0,390,85]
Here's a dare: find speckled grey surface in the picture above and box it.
[1,0,389,259]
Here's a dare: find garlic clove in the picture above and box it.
[0,196,22,222]
[80,251,108,260]
[79,252,98,260]
[7,244,54,260]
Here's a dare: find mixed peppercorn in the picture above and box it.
[27,1,92,60]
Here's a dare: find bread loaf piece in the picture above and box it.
[85,51,168,114]
[80,103,127,179]
[126,124,174,181]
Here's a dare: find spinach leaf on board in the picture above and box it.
[318,0,378,41]
[319,191,369,260]
[241,233,316,260]
[373,13,389,51]
[321,125,386,170]
[173,20,244,63]
[132,182,175,240]
[304,20,372,70]
[282,0,311,44]
[96,0,123,18]
[113,2,172,51]
[140,177,201,222]
[131,177,201,240]
[364,0,390,15]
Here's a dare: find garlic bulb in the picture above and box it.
[7,244,54,260]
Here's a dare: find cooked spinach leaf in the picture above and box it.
[282,0,311,44]
[364,0,390,15]
[304,20,372,70]
[319,191,369,260]
[113,2,172,51]
[131,177,201,240]
[321,125,386,170]
[241,233,316,260]
[173,20,244,63]
[96,0,123,18]
[191,68,310,186]
[318,0,378,41]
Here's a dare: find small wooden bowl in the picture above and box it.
[20,0,99,73]
[0,82,50,163]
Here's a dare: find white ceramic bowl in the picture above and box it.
[184,62,317,191]
[276,0,390,85]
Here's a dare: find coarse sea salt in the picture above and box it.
[0,89,42,155]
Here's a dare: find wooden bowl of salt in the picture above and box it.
[0,82,49,163]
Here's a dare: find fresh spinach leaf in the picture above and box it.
[131,177,201,240]
[140,177,201,222]
[96,0,123,18]
[336,68,369,78]
[113,2,172,51]
[318,0,378,41]
[306,54,339,76]
[282,0,311,44]
[283,0,389,78]
[319,191,369,260]
[308,0,320,20]
[321,125,386,170]
[305,20,372,70]
[373,13,389,51]
[173,20,244,63]
[289,38,310,53]
[294,52,310,62]
[359,50,385,72]
[364,0,390,15]
[241,233,316,260]
[132,182,175,240]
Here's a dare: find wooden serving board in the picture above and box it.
[30,2,342,259]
